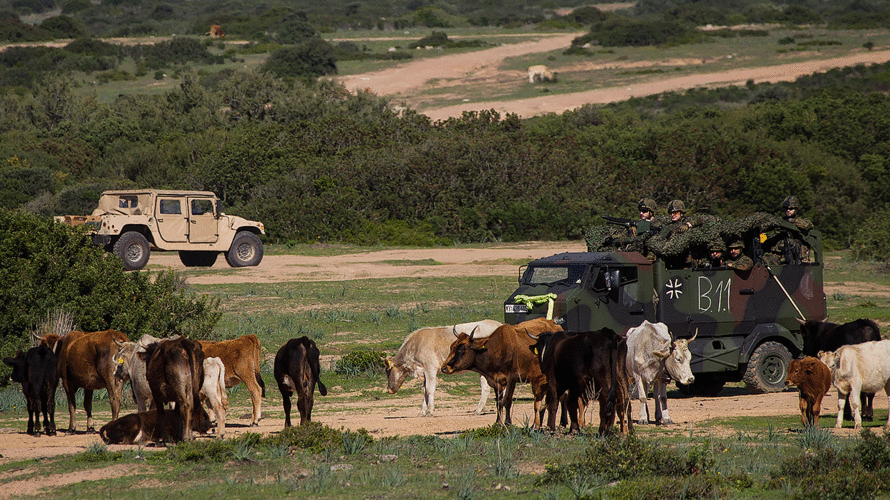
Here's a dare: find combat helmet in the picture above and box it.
[782,196,802,210]
[638,198,657,213]
[667,200,686,213]
[728,239,744,249]
[708,240,726,252]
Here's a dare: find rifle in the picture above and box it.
[601,216,661,236]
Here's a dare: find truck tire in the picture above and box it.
[742,341,791,394]
[179,251,219,267]
[113,231,150,271]
[225,232,263,267]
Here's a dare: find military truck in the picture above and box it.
[504,216,825,395]
[56,189,265,271]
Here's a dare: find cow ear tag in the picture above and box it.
[117,357,124,364]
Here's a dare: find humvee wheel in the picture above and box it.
[113,231,150,271]
[179,251,219,267]
[226,232,263,267]
[743,341,791,394]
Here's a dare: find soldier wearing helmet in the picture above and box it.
[663,199,702,235]
[781,196,813,232]
[638,198,657,221]
[763,195,813,265]
[726,239,754,272]
[692,239,725,269]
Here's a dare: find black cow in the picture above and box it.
[527,329,633,434]
[799,318,882,421]
[100,408,211,445]
[3,346,58,436]
[274,337,328,427]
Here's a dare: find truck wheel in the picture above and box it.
[225,232,263,267]
[179,251,219,267]
[742,341,791,394]
[113,232,150,271]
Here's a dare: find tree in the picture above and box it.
[262,38,337,80]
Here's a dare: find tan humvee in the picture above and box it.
[56,189,265,271]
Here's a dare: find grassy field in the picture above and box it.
[0,245,888,499]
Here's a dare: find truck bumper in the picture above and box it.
[92,234,112,247]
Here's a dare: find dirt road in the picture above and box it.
[336,33,890,119]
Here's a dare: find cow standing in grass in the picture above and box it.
[274,336,327,427]
[385,320,501,416]
[785,356,832,427]
[3,346,58,436]
[625,321,695,425]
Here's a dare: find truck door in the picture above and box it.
[156,197,187,243]
[188,198,218,243]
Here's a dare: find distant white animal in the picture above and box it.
[527,65,555,83]
[200,357,228,438]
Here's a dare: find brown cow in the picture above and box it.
[441,318,562,427]
[785,356,832,427]
[199,335,265,426]
[207,24,225,37]
[40,330,128,433]
[99,408,211,446]
[141,337,205,443]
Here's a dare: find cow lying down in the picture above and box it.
[99,408,211,446]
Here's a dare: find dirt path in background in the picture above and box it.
[337,33,890,119]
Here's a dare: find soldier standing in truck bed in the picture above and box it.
[762,195,813,265]
[662,200,703,236]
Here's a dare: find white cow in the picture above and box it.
[384,320,502,416]
[626,321,696,425]
[113,334,177,412]
[818,340,890,430]
[200,357,228,438]
[527,65,555,83]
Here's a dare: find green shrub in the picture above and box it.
[851,210,890,261]
[270,421,344,453]
[334,348,384,377]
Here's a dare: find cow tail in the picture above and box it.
[256,371,266,398]
[253,338,266,397]
[310,343,327,396]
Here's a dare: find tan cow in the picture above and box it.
[207,25,225,38]
[527,65,555,83]
[199,335,265,426]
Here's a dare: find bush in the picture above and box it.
[851,210,890,261]
[261,38,337,80]
[334,349,384,377]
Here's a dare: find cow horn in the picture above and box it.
[795,317,806,325]
[468,326,479,341]
[525,328,539,340]
[114,338,125,348]
[452,325,460,338]
[689,328,698,342]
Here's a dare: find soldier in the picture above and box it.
[763,195,813,265]
[692,240,725,269]
[726,239,753,272]
[782,195,813,232]
[663,200,702,235]
[638,198,657,222]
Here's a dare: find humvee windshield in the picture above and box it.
[523,265,588,285]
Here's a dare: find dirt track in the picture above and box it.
[337,32,890,119]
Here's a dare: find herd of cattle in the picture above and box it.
[1,314,885,445]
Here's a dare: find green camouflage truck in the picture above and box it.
[503,214,825,395]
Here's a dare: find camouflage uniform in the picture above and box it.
[725,240,754,272]
[661,200,703,237]
[762,196,813,265]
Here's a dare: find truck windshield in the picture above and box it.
[524,265,587,285]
